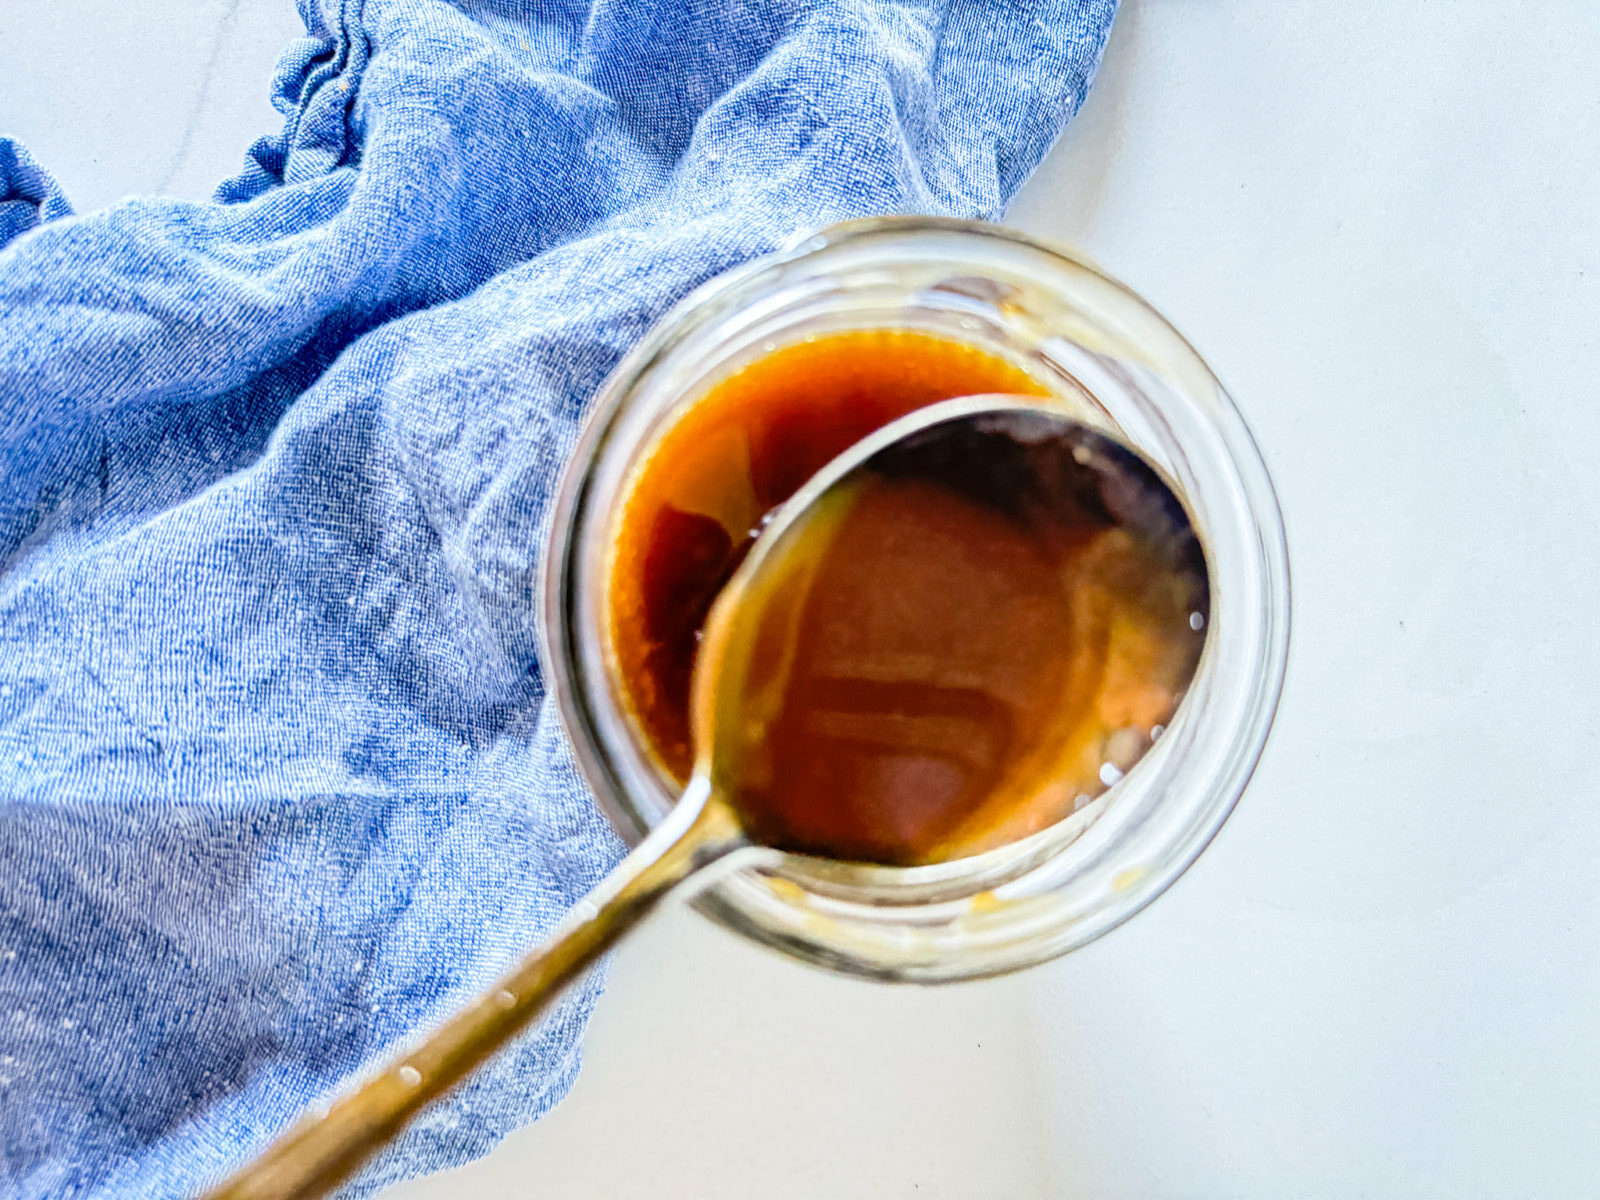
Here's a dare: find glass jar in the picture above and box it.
[541,217,1289,982]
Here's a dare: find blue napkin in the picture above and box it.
[0,1,1116,1194]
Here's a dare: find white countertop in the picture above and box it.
[6,2,1598,1195]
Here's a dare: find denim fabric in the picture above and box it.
[0,1,1116,1194]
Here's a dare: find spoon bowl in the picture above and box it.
[696,395,1207,866]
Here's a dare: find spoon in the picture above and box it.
[200,395,1208,1200]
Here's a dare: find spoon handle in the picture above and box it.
[200,777,745,1200]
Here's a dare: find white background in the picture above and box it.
[5,2,1599,1195]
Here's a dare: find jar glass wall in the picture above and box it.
[542,217,1290,982]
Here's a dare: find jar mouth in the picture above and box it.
[541,216,1290,982]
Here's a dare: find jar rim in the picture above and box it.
[540,216,1291,982]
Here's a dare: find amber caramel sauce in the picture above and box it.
[697,429,1206,865]
[608,329,1050,780]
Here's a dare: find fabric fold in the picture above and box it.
[0,141,72,251]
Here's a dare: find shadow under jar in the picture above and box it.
[542,217,1290,982]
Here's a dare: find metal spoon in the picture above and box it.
[200,395,1207,1200]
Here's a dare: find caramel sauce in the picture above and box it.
[695,417,1208,865]
[608,329,1049,779]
